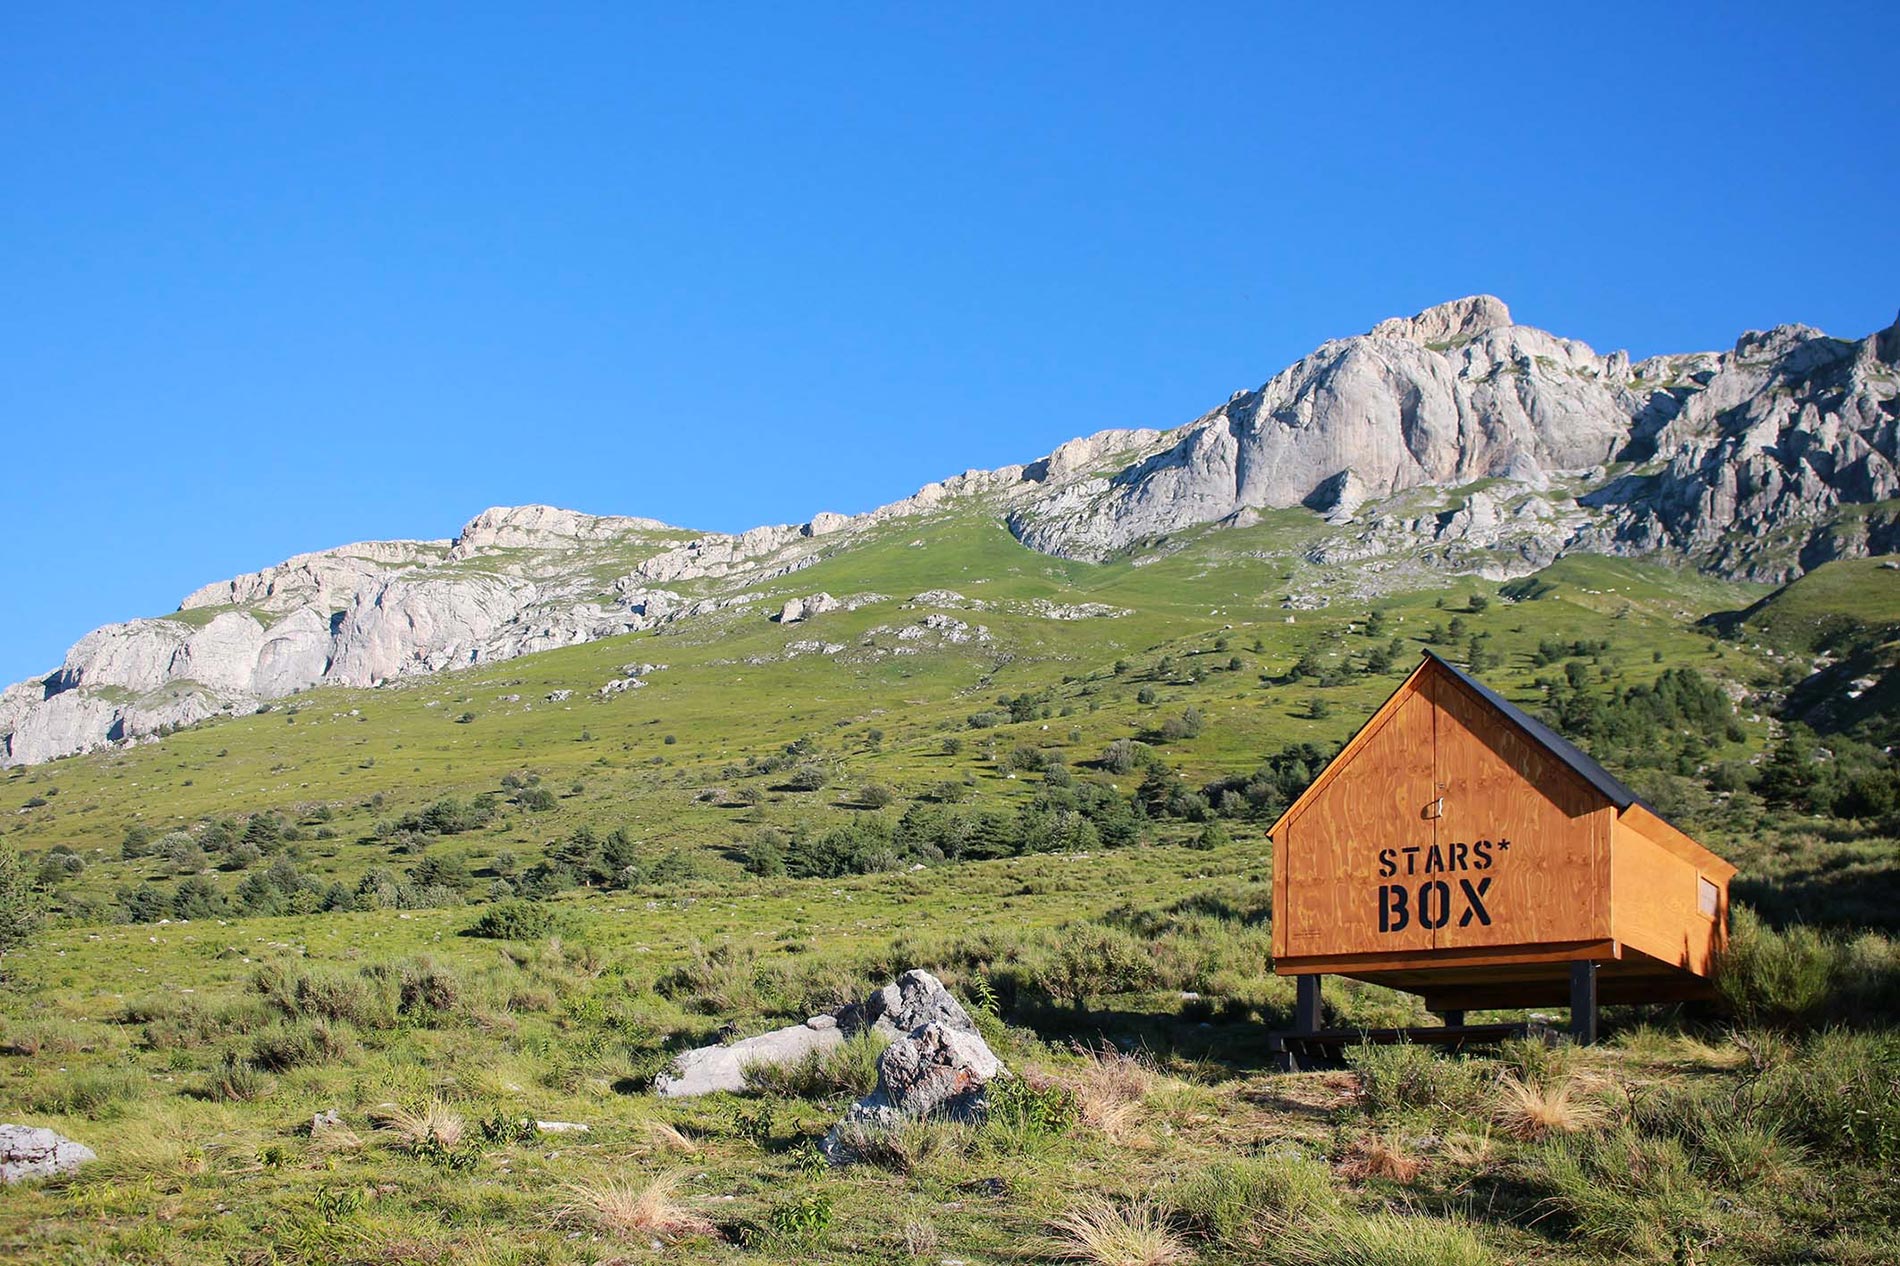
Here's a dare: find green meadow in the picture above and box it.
[2,511,1897,1264]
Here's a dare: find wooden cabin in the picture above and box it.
[1268,651,1734,1047]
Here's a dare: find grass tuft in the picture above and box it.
[1047,1199,1193,1266]
[557,1170,715,1242]
[1494,1071,1607,1140]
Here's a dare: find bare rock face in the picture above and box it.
[654,1015,845,1098]
[1009,301,1900,577]
[1008,298,1642,559]
[823,971,1004,1161]
[5,300,1897,765]
[0,1125,96,1184]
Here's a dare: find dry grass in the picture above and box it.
[1048,1199,1193,1266]
[645,1120,699,1155]
[1065,1041,1159,1142]
[557,1170,715,1242]
[371,1099,466,1151]
[1440,1129,1497,1167]
[1339,1133,1423,1183]
[1495,1071,1608,1140]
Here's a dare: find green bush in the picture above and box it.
[248,1018,356,1071]
[1717,907,1900,1028]
[256,966,392,1029]
[1032,926,1160,1008]
[983,1075,1078,1141]
[465,900,560,940]
[1346,1041,1484,1116]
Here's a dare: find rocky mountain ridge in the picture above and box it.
[4,296,1895,766]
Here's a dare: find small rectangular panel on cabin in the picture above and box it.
[1283,685,1437,958]
[1427,673,1610,951]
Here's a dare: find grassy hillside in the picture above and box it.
[3,512,1898,1265]
[1,512,1778,919]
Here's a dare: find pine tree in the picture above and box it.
[0,844,39,980]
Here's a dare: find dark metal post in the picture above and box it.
[1437,1009,1466,1028]
[1295,974,1323,1034]
[1569,960,1598,1045]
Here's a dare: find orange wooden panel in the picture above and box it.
[1277,937,1621,975]
[1280,684,1437,959]
[1611,817,1726,977]
[1428,672,1610,951]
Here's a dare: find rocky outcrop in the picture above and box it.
[0,1124,96,1184]
[654,1014,845,1098]
[1009,300,1900,574]
[6,299,1896,765]
[823,971,1004,1161]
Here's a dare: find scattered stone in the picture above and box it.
[0,1125,96,1184]
[823,971,1005,1162]
[535,1120,590,1134]
[654,1014,846,1098]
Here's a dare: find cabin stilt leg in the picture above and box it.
[1568,960,1598,1045]
[1295,974,1323,1033]
[1271,974,1325,1072]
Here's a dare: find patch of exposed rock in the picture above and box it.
[0,1125,96,1184]
[823,971,1004,1161]
[654,1015,845,1098]
[1009,300,1900,580]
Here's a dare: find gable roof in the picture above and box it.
[1421,650,1641,811]
[1266,650,1642,841]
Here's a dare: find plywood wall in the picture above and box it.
[1611,818,1726,976]
[1276,668,1612,963]
[1429,673,1611,951]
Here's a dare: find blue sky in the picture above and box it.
[2,3,1896,683]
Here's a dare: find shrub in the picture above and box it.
[397,956,463,1017]
[1716,907,1900,1029]
[1346,1042,1483,1116]
[257,966,391,1028]
[985,1075,1079,1140]
[249,1018,356,1070]
[782,764,829,792]
[763,1190,834,1245]
[1033,926,1160,1008]
[466,900,560,940]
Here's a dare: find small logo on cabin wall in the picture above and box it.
[1374,838,1509,932]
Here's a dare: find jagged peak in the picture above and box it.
[1369,295,1514,346]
